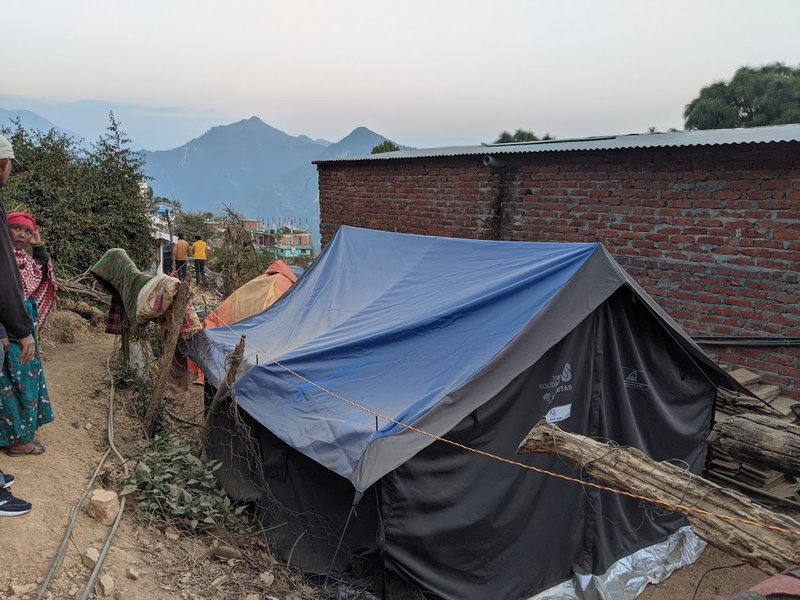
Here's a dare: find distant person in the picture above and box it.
[0,134,34,516]
[191,235,207,285]
[173,233,190,281]
[0,212,56,456]
[162,239,173,275]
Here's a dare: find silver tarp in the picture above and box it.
[531,526,706,600]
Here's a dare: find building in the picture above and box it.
[241,219,262,233]
[314,124,800,399]
[255,225,315,259]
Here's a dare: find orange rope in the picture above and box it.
[205,315,800,539]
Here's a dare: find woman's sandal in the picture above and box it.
[7,440,45,456]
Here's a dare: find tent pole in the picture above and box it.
[323,500,358,589]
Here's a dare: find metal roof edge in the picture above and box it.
[312,124,800,164]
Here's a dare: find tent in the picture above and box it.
[187,226,745,600]
[191,259,298,385]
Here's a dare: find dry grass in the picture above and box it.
[43,309,95,344]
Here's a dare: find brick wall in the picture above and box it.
[317,143,800,398]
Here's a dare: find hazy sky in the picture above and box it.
[3,0,800,149]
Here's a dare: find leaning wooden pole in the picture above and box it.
[202,335,246,448]
[143,281,190,435]
[517,419,800,574]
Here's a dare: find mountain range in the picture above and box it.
[0,108,84,144]
[142,119,401,240]
[2,107,408,243]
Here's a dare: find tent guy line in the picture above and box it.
[208,312,800,539]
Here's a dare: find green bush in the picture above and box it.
[121,435,249,532]
[0,114,154,276]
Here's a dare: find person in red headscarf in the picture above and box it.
[0,212,56,455]
[7,213,56,327]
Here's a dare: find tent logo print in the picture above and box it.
[539,362,573,405]
[623,367,649,391]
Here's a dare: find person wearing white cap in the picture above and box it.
[0,133,34,516]
[0,134,35,357]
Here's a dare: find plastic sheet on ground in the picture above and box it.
[530,526,706,600]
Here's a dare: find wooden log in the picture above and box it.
[710,414,800,476]
[143,281,190,435]
[517,419,800,574]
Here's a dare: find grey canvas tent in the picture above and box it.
[187,227,746,599]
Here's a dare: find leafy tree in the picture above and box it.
[371,140,400,154]
[494,129,555,143]
[684,63,800,129]
[174,210,215,241]
[83,112,154,268]
[0,113,153,276]
[211,207,268,296]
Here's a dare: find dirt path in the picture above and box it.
[0,332,178,599]
[0,330,769,599]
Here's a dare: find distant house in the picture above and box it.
[241,219,262,233]
[255,225,315,259]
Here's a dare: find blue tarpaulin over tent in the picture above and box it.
[190,226,604,489]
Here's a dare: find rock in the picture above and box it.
[10,583,37,596]
[85,422,93,431]
[203,545,242,560]
[98,574,115,596]
[258,571,275,586]
[126,566,141,581]
[87,489,120,526]
[83,547,100,569]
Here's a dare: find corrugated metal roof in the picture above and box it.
[313,124,800,164]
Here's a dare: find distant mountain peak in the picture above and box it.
[140,119,407,248]
[344,126,380,138]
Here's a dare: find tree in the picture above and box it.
[211,206,268,296]
[371,140,400,154]
[0,113,154,275]
[84,112,154,269]
[684,63,800,130]
[174,210,215,242]
[494,129,554,143]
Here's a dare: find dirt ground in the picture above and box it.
[0,324,771,599]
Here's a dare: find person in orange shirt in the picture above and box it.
[191,235,207,285]
[173,234,190,281]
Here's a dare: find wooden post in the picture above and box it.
[710,414,800,476]
[517,419,800,574]
[202,335,246,446]
[121,321,130,370]
[165,207,174,242]
[143,281,190,435]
